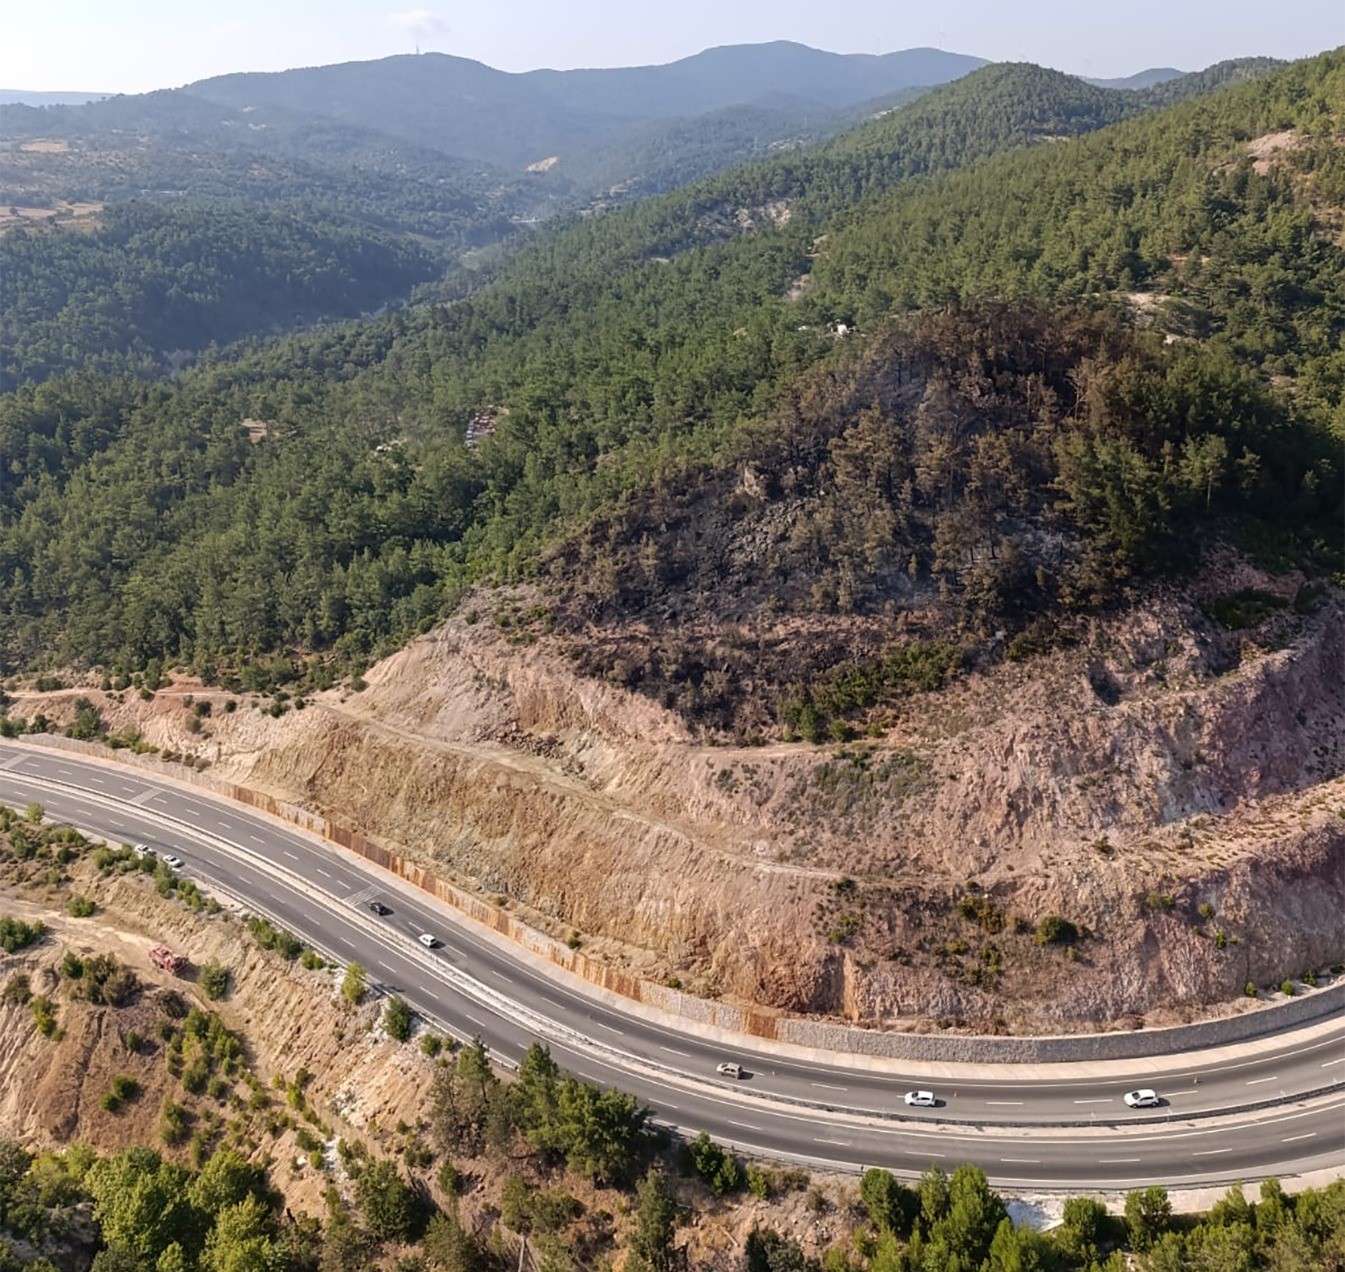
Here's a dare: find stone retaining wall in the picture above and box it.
[17,734,1343,1062]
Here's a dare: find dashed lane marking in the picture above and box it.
[1193,1149,1231,1157]
[1246,1076,1278,1085]
[1283,1133,1317,1143]
[811,1082,848,1092]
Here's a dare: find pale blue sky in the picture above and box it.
[2,0,1340,93]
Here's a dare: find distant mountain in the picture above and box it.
[0,89,109,106]
[182,42,987,172]
[1084,67,1184,90]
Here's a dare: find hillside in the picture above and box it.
[0,54,1335,672]
[182,43,987,176]
[0,202,442,387]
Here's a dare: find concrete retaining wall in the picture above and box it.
[15,734,1343,1062]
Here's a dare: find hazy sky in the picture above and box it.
[2,0,1340,92]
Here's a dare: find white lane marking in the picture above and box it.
[1246,1075,1278,1085]
[376,961,396,974]
[922,1153,948,1159]
[56,768,74,776]
[182,809,200,820]
[728,1120,760,1130]
[283,851,299,861]
[130,788,159,806]
[658,1045,691,1058]
[814,1137,851,1146]
[1283,1133,1317,1143]
[1073,1098,1113,1104]
[316,868,331,879]
[497,973,516,985]
[1321,1056,1345,1067]
[1000,1158,1040,1164]
[1099,1158,1142,1164]
[1193,1149,1231,1157]
[88,775,107,785]
[811,1082,848,1092]
[986,1100,1024,1106]
[250,834,266,844]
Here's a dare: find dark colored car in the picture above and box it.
[367,901,391,916]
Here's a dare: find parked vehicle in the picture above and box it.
[162,854,184,871]
[132,843,155,858]
[148,945,189,975]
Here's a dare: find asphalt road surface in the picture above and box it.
[2,741,1342,1189]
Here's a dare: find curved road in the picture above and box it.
[1,741,1342,1190]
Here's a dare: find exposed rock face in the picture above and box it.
[14,587,1345,1033]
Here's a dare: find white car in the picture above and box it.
[132,843,155,858]
[418,933,439,949]
[1124,1089,1161,1109]
[716,1062,744,1079]
[904,1090,937,1108]
[162,854,184,871]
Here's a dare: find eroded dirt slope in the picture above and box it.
[10,576,1344,1033]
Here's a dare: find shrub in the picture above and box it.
[420,1033,443,1058]
[2,973,33,1005]
[1197,903,1215,920]
[354,1159,419,1242]
[30,995,58,1037]
[66,895,96,918]
[1303,969,1318,987]
[383,996,413,1042]
[746,1164,771,1199]
[300,949,324,970]
[199,961,230,1001]
[1280,980,1297,997]
[1245,982,1258,998]
[687,1131,741,1196]
[1034,915,1077,946]
[0,915,47,953]
[341,963,367,1007]
[160,1098,189,1145]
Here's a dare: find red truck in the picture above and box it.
[148,945,189,975]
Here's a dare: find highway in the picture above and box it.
[2,740,1342,1190]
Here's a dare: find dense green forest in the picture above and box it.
[5,1135,1344,1271]
[0,53,1339,678]
[0,202,442,387]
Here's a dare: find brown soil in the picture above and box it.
[12,567,1343,1035]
